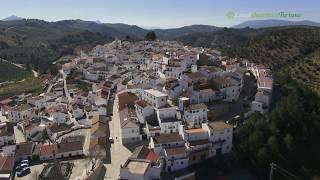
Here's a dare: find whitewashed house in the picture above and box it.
[142,89,168,109]
[183,104,208,129]
[149,133,185,155]
[8,104,35,122]
[135,100,154,124]
[157,107,181,134]
[164,146,189,172]
[202,121,233,156]
[121,118,142,144]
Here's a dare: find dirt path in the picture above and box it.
[0,58,38,77]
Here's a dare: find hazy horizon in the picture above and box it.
[1,0,320,28]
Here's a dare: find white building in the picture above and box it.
[149,133,185,155]
[8,104,35,122]
[157,107,181,134]
[202,121,233,156]
[142,89,168,109]
[135,100,154,124]
[213,77,241,102]
[120,146,162,180]
[183,104,208,129]
[164,146,189,172]
[199,89,217,103]
[120,159,161,180]
[121,119,142,144]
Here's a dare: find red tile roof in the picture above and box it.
[146,150,160,161]
[40,144,58,157]
[0,156,14,173]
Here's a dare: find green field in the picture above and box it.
[0,61,32,82]
[0,75,43,98]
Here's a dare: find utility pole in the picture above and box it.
[269,163,274,180]
[269,162,302,180]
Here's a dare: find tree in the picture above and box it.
[41,129,49,143]
[125,35,131,41]
[145,31,157,41]
[283,133,294,150]
[267,135,279,153]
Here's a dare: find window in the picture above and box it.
[192,156,196,161]
[181,161,184,165]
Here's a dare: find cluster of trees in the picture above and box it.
[234,75,320,178]
[145,31,157,41]
[0,31,113,77]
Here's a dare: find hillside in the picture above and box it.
[178,26,320,178]
[0,19,221,76]
[286,48,320,94]
[178,26,320,69]
[0,19,115,74]
[233,19,320,29]
[1,15,24,21]
[0,60,31,82]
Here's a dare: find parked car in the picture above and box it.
[108,136,114,143]
[20,163,29,168]
[20,160,29,164]
[17,167,31,177]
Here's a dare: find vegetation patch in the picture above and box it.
[0,60,31,82]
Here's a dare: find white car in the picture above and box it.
[17,167,31,177]
[108,136,114,143]
[20,160,29,164]
[20,163,29,168]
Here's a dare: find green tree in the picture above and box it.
[145,31,157,41]
[283,133,294,150]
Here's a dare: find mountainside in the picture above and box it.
[178,26,320,69]
[0,19,115,74]
[1,15,24,21]
[233,19,320,29]
[103,23,220,39]
[154,25,221,40]
[0,19,221,77]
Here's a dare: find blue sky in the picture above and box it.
[1,0,319,28]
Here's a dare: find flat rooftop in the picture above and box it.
[126,160,149,175]
[145,89,167,97]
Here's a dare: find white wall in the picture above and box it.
[121,127,142,144]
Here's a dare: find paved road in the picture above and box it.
[59,70,72,102]
[14,126,26,143]
[104,97,132,180]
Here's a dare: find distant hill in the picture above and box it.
[0,19,222,75]
[1,15,24,21]
[103,24,221,40]
[154,25,221,40]
[178,26,320,70]
[233,19,320,29]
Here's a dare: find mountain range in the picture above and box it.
[2,15,320,34]
[232,19,320,29]
[1,15,24,21]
